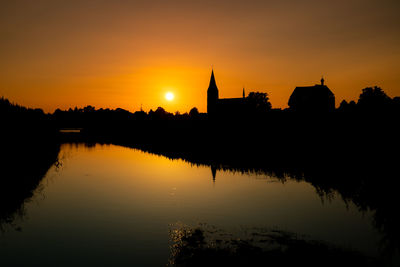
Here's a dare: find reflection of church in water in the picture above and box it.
[211,165,217,182]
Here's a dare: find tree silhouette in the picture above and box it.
[246,92,272,113]
[189,107,199,118]
[357,86,391,111]
[338,100,356,112]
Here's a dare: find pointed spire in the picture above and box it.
[209,69,217,89]
[321,76,325,86]
[243,87,245,98]
[207,68,219,114]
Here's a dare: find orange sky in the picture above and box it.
[1,0,399,113]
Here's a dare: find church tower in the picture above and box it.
[207,69,219,115]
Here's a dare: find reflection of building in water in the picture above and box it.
[207,69,247,117]
[288,78,335,112]
[211,165,217,182]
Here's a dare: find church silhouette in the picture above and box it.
[207,70,248,117]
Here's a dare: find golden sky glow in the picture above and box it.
[1,0,400,113]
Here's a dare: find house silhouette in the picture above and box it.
[288,78,335,112]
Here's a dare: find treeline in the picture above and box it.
[2,85,399,130]
[52,106,205,129]
[1,97,48,121]
[51,86,400,128]
[337,86,400,114]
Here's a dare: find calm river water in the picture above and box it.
[0,143,387,266]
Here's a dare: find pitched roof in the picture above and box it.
[291,85,334,97]
[288,84,335,110]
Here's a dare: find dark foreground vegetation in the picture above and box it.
[1,98,60,230]
[1,85,399,265]
[168,224,380,267]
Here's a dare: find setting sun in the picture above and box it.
[165,92,175,101]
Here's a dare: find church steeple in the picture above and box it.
[207,69,219,115]
[243,87,245,98]
[209,69,217,89]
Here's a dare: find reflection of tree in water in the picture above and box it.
[158,150,399,265]
[1,97,61,231]
[0,141,60,232]
[293,161,400,259]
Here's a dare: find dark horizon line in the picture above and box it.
[2,84,399,115]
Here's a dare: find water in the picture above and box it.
[0,143,386,266]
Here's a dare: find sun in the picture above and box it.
[165,92,174,101]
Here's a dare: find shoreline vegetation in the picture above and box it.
[168,223,380,267]
[1,85,399,265]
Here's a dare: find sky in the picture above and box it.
[1,0,399,113]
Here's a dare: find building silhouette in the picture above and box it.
[207,70,335,115]
[207,69,247,117]
[288,78,335,112]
